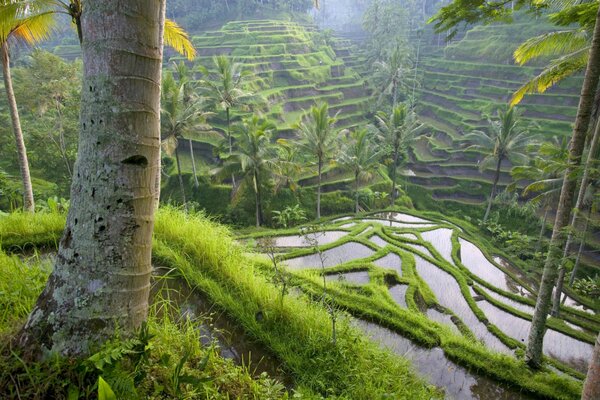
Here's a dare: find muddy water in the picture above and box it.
[283,242,375,270]
[476,300,592,373]
[459,239,524,295]
[151,273,290,384]
[421,228,455,265]
[389,284,408,308]
[373,252,403,276]
[325,271,370,284]
[270,231,346,247]
[413,255,511,354]
[372,212,432,224]
[354,320,533,400]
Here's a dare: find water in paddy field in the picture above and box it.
[282,241,375,269]
[389,284,409,308]
[372,212,432,224]
[373,252,402,275]
[354,320,535,400]
[269,231,347,247]
[325,270,370,284]
[421,228,455,264]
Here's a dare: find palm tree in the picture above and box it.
[371,45,413,108]
[465,106,534,222]
[582,332,600,400]
[339,128,384,214]
[296,102,341,219]
[199,55,255,188]
[161,65,214,209]
[19,0,165,355]
[511,137,568,251]
[0,1,56,212]
[274,138,305,193]
[374,104,423,206]
[526,4,600,369]
[220,115,275,227]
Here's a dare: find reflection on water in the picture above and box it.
[372,212,432,224]
[389,284,408,308]
[373,252,402,276]
[369,234,389,248]
[413,255,511,354]
[427,308,459,334]
[477,300,592,373]
[354,320,533,400]
[325,271,370,284]
[361,218,437,229]
[271,231,346,247]
[283,242,374,270]
[421,228,455,265]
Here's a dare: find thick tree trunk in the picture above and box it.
[552,116,600,315]
[390,144,399,207]
[483,157,502,222]
[174,144,187,210]
[317,157,323,219]
[189,138,199,188]
[582,333,600,400]
[2,41,35,212]
[526,4,600,368]
[18,0,164,356]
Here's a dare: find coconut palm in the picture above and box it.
[371,45,414,108]
[161,66,214,209]
[527,4,600,369]
[274,138,305,193]
[296,102,341,219]
[219,115,276,227]
[339,128,384,214]
[374,104,424,206]
[511,137,568,251]
[465,106,535,222]
[199,55,256,188]
[0,1,56,212]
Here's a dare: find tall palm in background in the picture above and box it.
[340,128,384,214]
[199,55,255,188]
[0,1,55,212]
[220,115,275,227]
[374,104,423,206]
[161,66,213,209]
[466,106,534,222]
[371,46,413,108]
[511,137,568,251]
[274,138,305,193]
[296,102,340,219]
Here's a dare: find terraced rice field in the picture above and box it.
[243,211,598,398]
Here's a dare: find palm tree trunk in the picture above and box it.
[2,41,35,212]
[154,1,166,211]
[227,107,236,189]
[254,170,262,227]
[355,171,360,214]
[189,139,199,188]
[568,206,592,287]
[582,333,600,400]
[19,0,164,356]
[390,144,399,207]
[483,157,502,222]
[392,78,398,108]
[317,157,323,219]
[526,4,600,369]
[536,205,549,253]
[174,144,187,210]
[552,117,600,316]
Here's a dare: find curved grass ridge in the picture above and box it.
[245,209,597,399]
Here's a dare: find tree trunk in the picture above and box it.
[525,4,600,368]
[582,333,600,400]
[154,1,166,210]
[189,138,199,188]
[355,171,360,214]
[552,116,600,315]
[174,143,187,210]
[392,78,398,108]
[483,157,502,222]
[317,156,323,219]
[254,170,262,227]
[536,205,549,253]
[2,41,35,212]
[227,107,236,189]
[568,207,592,287]
[390,144,399,207]
[18,0,164,356]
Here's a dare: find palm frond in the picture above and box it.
[514,30,588,65]
[164,18,196,61]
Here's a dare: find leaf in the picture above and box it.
[164,18,196,61]
[98,376,117,400]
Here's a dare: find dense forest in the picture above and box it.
[0,0,599,399]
